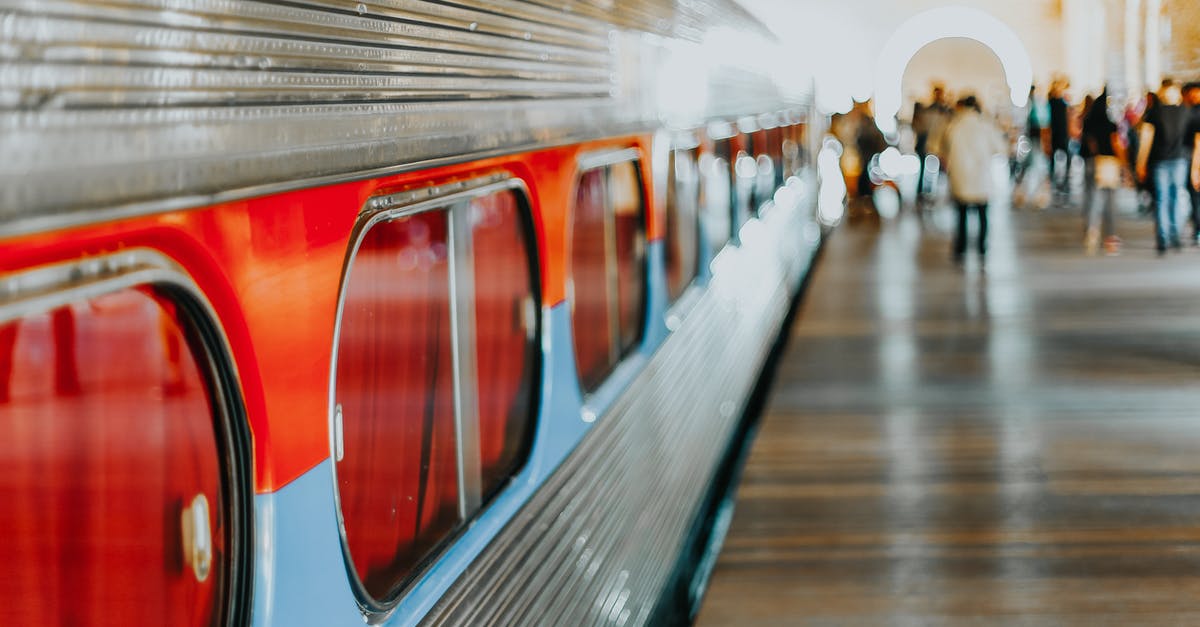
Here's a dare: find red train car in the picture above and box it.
[0,1,822,624]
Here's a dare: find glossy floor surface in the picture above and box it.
[697,198,1200,626]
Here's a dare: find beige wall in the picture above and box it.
[1163,0,1200,79]
[737,0,1193,113]
[903,38,1010,113]
[739,0,1069,110]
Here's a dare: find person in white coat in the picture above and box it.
[944,95,1008,261]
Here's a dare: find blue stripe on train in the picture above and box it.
[251,240,670,626]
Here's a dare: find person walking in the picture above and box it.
[1079,92,1098,221]
[1080,88,1127,255]
[1184,81,1200,244]
[1129,92,1158,216]
[912,84,952,202]
[1137,79,1192,255]
[1015,85,1050,209]
[1048,80,1073,204]
[944,96,1008,262]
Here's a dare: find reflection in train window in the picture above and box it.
[0,286,235,626]
[570,156,647,394]
[333,183,540,609]
[665,147,701,303]
[468,191,539,500]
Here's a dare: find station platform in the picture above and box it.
[697,200,1200,625]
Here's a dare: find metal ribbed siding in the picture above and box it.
[420,202,819,626]
[0,0,780,234]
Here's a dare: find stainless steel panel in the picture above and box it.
[0,0,799,236]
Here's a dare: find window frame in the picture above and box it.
[327,174,543,615]
[0,249,255,627]
[569,148,649,396]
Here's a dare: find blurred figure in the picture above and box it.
[1137,79,1191,255]
[1080,88,1127,255]
[1048,80,1073,203]
[1015,84,1050,209]
[1127,92,1158,215]
[1185,82,1200,244]
[944,95,1007,262]
[912,83,952,202]
[854,100,888,200]
[1079,92,1098,221]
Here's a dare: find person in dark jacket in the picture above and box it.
[1048,80,1073,202]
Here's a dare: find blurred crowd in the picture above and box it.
[833,77,1200,260]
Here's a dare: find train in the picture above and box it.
[0,1,825,625]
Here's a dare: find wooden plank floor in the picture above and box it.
[696,202,1200,626]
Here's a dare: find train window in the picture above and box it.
[784,122,810,174]
[665,147,701,303]
[611,160,646,354]
[334,209,461,603]
[570,168,613,392]
[782,127,801,179]
[332,180,540,609]
[701,137,732,257]
[767,126,785,188]
[468,191,539,500]
[754,142,776,213]
[570,153,647,394]
[733,137,757,233]
[0,279,243,625]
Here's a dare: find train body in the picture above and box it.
[0,1,822,625]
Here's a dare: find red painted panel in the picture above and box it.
[0,133,655,494]
[469,191,538,498]
[332,210,461,601]
[0,287,227,626]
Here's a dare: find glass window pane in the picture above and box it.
[570,168,615,393]
[768,127,784,187]
[783,134,801,178]
[0,287,227,626]
[700,151,731,259]
[334,210,460,602]
[469,191,538,499]
[733,147,757,233]
[665,149,700,303]
[610,161,646,354]
[755,153,776,211]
